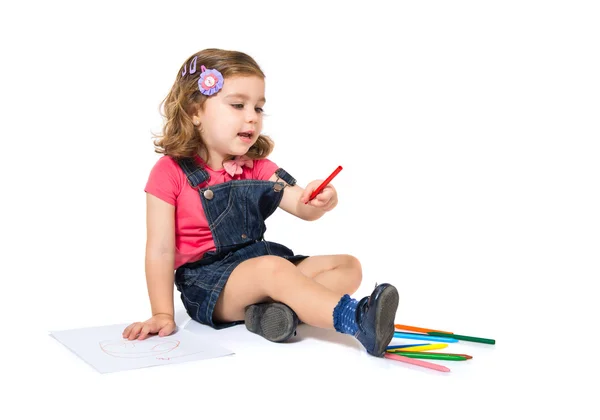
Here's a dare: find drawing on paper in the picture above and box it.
[100,337,180,359]
[51,323,234,373]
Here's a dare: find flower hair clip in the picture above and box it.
[181,56,224,96]
[198,65,224,96]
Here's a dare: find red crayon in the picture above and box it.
[305,166,343,204]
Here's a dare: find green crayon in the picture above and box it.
[394,352,468,361]
[426,331,495,345]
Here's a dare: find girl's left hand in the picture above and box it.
[300,180,338,211]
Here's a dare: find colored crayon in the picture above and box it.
[386,344,427,350]
[306,166,343,203]
[395,324,453,334]
[426,331,495,345]
[387,344,448,353]
[401,351,473,360]
[384,352,451,372]
[452,354,473,359]
[394,332,458,343]
[394,352,468,361]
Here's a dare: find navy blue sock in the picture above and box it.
[332,294,359,335]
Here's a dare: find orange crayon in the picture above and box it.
[394,324,453,334]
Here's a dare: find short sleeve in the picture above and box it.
[144,156,182,206]
[252,158,279,181]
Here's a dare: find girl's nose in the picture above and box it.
[246,109,259,123]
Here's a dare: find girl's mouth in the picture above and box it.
[238,132,254,143]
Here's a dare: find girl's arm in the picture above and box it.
[123,193,176,340]
[145,193,176,317]
[268,173,338,221]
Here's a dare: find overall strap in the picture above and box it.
[177,157,210,188]
[274,168,297,186]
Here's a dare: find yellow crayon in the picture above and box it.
[387,343,448,353]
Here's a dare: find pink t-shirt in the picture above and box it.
[144,155,279,269]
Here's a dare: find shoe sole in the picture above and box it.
[245,303,296,343]
[373,286,399,357]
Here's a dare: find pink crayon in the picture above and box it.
[384,352,451,373]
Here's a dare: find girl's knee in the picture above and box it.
[256,255,295,274]
[345,254,362,273]
[254,255,296,292]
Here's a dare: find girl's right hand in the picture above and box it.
[122,314,176,340]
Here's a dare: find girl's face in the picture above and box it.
[195,75,266,167]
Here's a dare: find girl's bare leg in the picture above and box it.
[294,254,362,296]
[213,255,343,328]
[255,254,362,306]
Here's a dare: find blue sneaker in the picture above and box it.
[245,302,299,343]
[355,283,399,357]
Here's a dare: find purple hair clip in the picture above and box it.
[198,65,224,96]
[181,56,198,77]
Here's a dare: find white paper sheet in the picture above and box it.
[50,323,234,373]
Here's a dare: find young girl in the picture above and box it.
[122,48,399,357]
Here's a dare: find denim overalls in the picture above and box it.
[173,158,308,329]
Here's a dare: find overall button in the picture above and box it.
[203,189,214,200]
[273,183,284,192]
[241,234,247,239]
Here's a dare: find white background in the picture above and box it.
[1,0,599,418]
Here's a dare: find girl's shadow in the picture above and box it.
[287,323,362,352]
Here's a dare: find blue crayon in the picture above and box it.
[393,332,458,343]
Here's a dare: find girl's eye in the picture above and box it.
[231,104,264,114]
